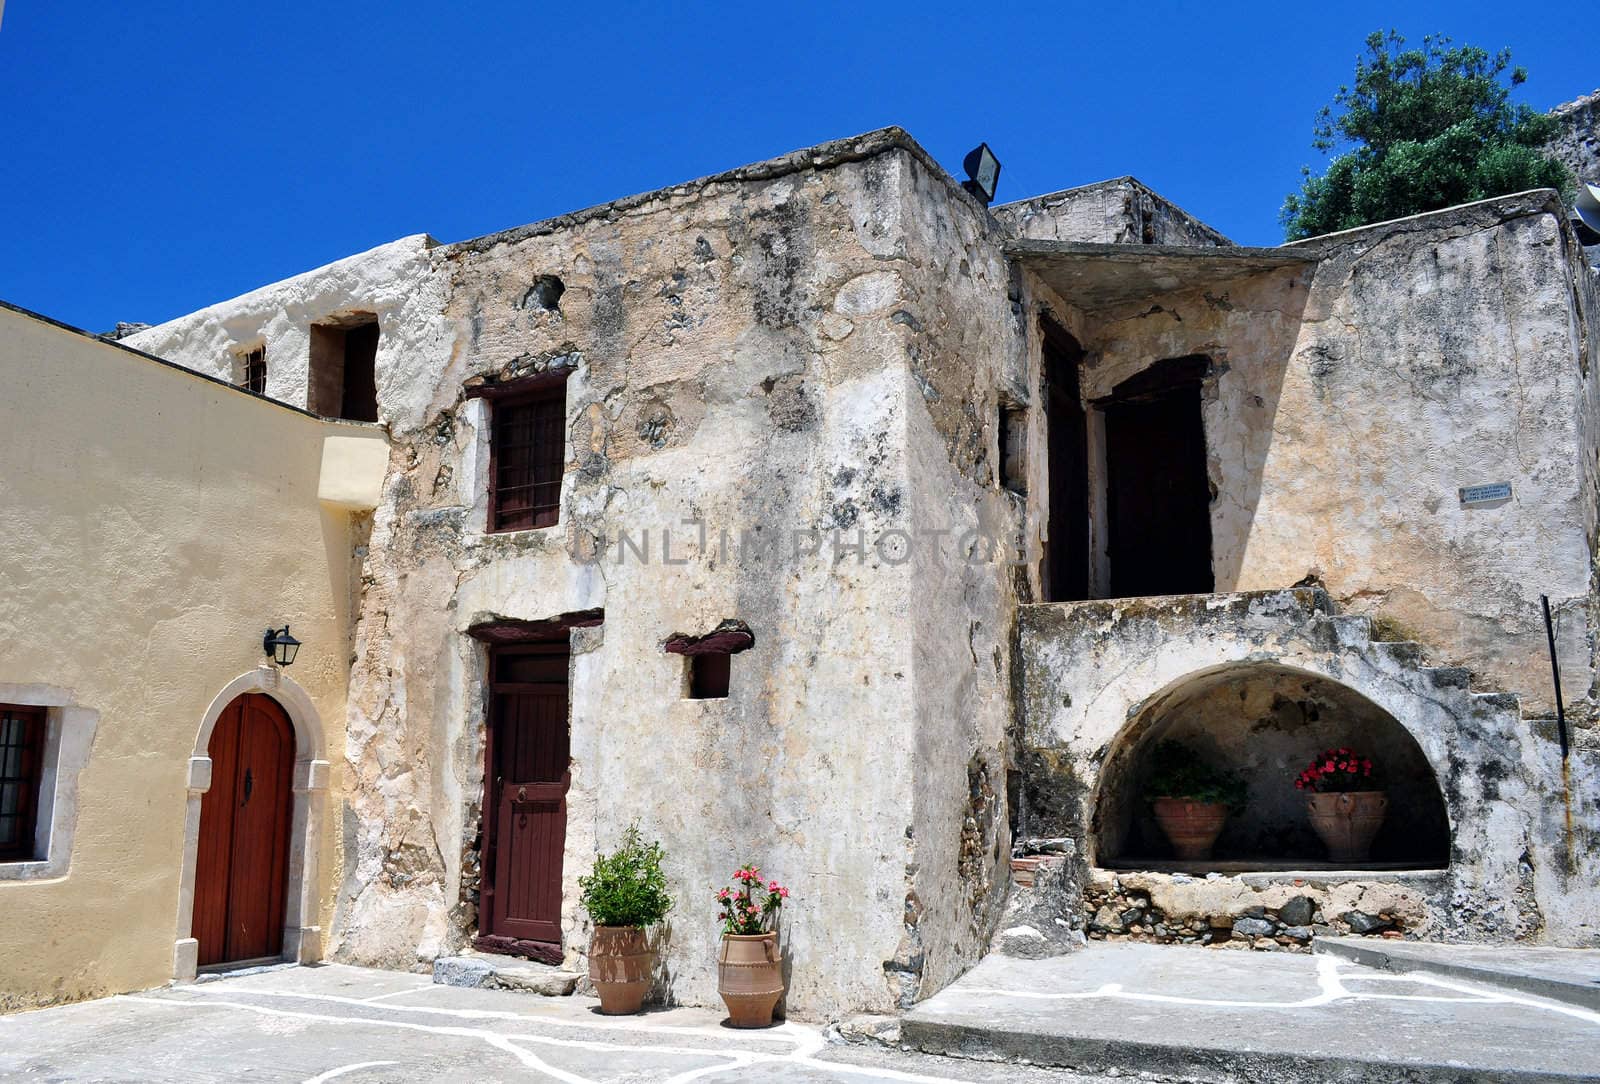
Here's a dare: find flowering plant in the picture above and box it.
[1295,748,1376,792]
[714,863,789,935]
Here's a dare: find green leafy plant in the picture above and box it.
[1144,742,1247,809]
[1282,31,1570,240]
[578,825,673,928]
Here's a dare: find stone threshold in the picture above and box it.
[432,951,580,996]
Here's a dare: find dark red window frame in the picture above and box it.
[470,371,572,533]
[241,346,267,395]
[0,704,46,862]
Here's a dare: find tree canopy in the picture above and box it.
[1282,31,1571,241]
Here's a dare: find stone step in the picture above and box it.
[1314,936,1600,1011]
[1371,639,1426,665]
[1422,665,1474,690]
[432,953,580,996]
[902,944,1600,1083]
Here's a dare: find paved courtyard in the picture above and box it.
[0,962,1114,1084]
[9,946,1600,1082]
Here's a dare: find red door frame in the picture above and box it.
[467,611,600,964]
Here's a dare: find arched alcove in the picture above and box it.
[1091,663,1450,870]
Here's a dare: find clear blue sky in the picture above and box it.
[0,2,1588,333]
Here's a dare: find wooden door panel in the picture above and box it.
[193,702,242,967]
[224,698,294,961]
[481,646,569,956]
[491,782,567,943]
[193,694,295,967]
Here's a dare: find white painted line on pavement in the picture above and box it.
[301,1061,399,1083]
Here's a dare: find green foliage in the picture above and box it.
[1282,31,1571,240]
[1144,742,1247,809]
[578,825,673,928]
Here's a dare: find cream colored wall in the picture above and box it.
[0,305,376,1011]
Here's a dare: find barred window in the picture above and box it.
[0,705,46,862]
[487,382,568,532]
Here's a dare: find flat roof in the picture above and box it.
[1006,240,1314,310]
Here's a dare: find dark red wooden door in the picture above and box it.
[193,694,294,966]
[481,645,569,956]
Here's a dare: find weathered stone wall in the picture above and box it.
[994,177,1231,247]
[1548,90,1600,184]
[1070,194,1596,718]
[114,131,1018,1014]
[341,142,937,1014]
[890,153,1020,1003]
[1017,590,1600,945]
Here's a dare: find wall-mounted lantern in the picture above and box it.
[263,626,302,667]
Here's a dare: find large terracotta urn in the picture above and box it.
[1307,791,1388,864]
[1151,798,1229,861]
[589,926,655,1014]
[717,932,784,1027]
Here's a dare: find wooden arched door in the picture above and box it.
[193,693,295,967]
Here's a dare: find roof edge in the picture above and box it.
[0,298,378,427]
[1285,189,1567,253]
[444,126,988,256]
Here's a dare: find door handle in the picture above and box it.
[241,769,253,806]
[517,786,528,802]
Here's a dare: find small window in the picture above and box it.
[0,705,46,862]
[999,400,1028,495]
[688,653,732,699]
[237,346,267,395]
[309,316,379,421]
[489,383,568,532]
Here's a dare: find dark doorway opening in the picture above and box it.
[1042,323,1089,602]
[193,693,295,967]
[477,640,571,964]
[308,316,379,422]
[1100,355,1214,598]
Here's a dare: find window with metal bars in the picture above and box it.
[239,346,267,395]
[0,705,46,862]
[485,377,569,532]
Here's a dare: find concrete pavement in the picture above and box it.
[0,962,1118,1083]
[903,942,1600,1083]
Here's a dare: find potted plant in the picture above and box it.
[1144,742,1246,861]
[1296,748,1387,863]
[714,864,789,1028]
[578,825,673,1014]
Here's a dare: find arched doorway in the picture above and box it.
[192,693,295,966]
[1091,664,1451,870]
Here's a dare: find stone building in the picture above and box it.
[4,124,1598,1016]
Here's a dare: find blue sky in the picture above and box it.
[0,2,1587,333]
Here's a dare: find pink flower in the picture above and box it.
[778,887,789,899]
[717,888,729,900]
[767,880,780,892]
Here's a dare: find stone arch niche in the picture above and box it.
[1091,663,1451,870]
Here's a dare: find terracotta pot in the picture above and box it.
[1151,798,1229,860]
[589,926,655,1014]
[717,932,784,1027]
[1307,790,1388,864]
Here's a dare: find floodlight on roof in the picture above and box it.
[1575,182,1600,237]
